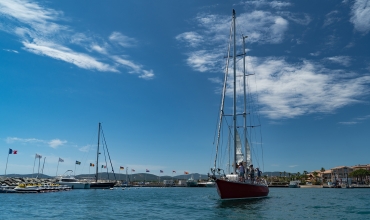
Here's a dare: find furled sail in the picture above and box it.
[245,139,251,167]
[235,131,244,164]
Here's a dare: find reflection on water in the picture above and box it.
[217,197,269,209]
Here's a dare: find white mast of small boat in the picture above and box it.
[126,167,128,185]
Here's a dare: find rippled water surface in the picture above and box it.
[1,187,370,219]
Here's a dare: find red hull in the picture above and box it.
[216,179,269,199]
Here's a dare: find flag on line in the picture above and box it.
[172,170,176,173]
[35,154,42,158]
[59,158,64,162]
[146,169,150,172]
[9,149,17,154]
[160,170,163,173]
[184,171,189,174]
[101,165,107,168]
[131,169,135,172]
[120,166,124,170]
[90,163,95,167]
[76,161,81,165]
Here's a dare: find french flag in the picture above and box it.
[9,149,17,154]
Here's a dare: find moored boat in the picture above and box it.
[186,175,198,187]
[57,170,90,189]
[205,180,216,187]
[289,181,300,188]
[89,123,117,189]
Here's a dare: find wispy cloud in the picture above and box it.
[325,56,352,67]
[350,0,370,34]
[0,0,154,78]
[177,10,289,74]
[323,10,341,28]
[176,8,370,120]
[113,56,154,79]
[339,114,370,125]
[3,49,19,53]
[109,32,137,47]
[244,0,291,9]
[289,165,298,168]
[48,139,67,148]
[176,32,204,47]
[23,40,118,72]
[79,145,92,152]
[6,137,67,148]
[243,57,370,119]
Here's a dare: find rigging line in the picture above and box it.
[100,127,110,180]
[213,17,233,170]
[249,58,265,172]
[101,126,117,181]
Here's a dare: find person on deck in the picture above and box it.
[238,162,245,182]
[249,164,254,182]
[256,168,262,182]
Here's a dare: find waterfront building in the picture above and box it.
[163,180,174,186]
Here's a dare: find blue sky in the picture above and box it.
[1,0,369,177]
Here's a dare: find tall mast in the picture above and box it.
[96,122,101,182]
[242,35,251,167]
[232,9,237,174]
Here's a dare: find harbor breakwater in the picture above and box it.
[0,177,58,187]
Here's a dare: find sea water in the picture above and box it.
[1,187,369,219]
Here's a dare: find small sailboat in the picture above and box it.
[210,9,269,199]
[90,122,117,189]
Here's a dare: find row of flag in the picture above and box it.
[9,150,64,162]
[8,149,191,175]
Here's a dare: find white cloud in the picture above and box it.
[339,114,370,125]
[113,56,154,80]
[23,40,118,72]
[323,11,341,28]
[177,8,370,120]
[109,32,137,47]
[0,0,154,79]
[6,137,43,144]
[177,10,289,70]
[176,32,203,47]
[245,0,291,9]
[186,50,222,73]
[325,56,352,67]
[235,11,289,44]
[3,49,19,53]
[310,51,321,57]
[139,70,155,80]
[223,57,370,119]
[5,136,67,149]
[79,145,92,152]
[90,44,108,54]
[48,139,67,148]
[350,0,370,34]
[278,12,311,26]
